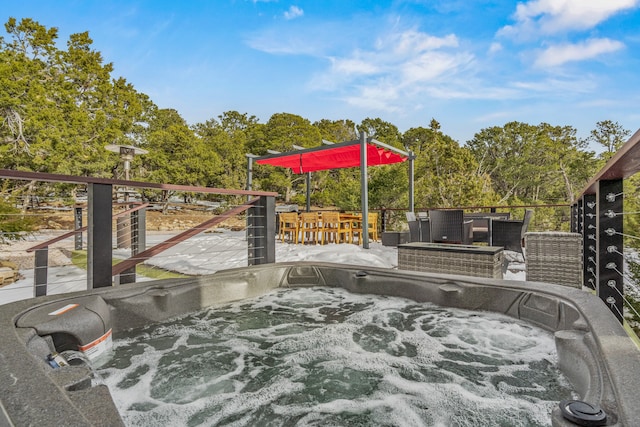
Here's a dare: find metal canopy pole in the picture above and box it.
[246,154,256,202]
[408,151,415,213]
[360,131,369,249]
[306,172,311,212]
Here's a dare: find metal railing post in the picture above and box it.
[247,196,275,265]
[33,248,48,297]
[131,207,146,256]
[380,208,387,232]
[597,179,624,323]
[88,183,113,289]
[74,206,83,250]
[117,207,146,285]
[583,194,596,290]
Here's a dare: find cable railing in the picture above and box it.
[571,128,640,326]
[0,170,277,303]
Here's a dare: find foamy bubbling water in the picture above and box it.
[96,287,574,426]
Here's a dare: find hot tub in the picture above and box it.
[0,262,638,426]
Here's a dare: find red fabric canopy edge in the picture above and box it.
[255,143,407,174]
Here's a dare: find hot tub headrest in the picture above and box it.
[15,295,112,359]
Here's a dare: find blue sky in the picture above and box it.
[3,0,640,146]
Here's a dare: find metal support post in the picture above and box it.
[597,179,624,323]
[380,208,386,232]
[582,195,596,290]
[408,151,415,213]
[306,172,311,212]
[118,207,146,285]
[34,248,48,297]
[74,206,83,250]
[360,131,369,249]
[88,183,113,289]
[247,196,275,265]
[246,154,256,202]
[131,207,146,256]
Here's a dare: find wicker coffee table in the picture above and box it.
[397,242,504,279]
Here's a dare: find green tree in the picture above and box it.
[466,122,595,204]
[355,118,407,210]
[313,118,357,144]
[141,109,222,210]
[194,111,260,192]
[587,120,631,160]
[253,113,321,202]
[358,117,402,148]
[1,18,60,171]
[405,121,494,209]
[0,17,152,182]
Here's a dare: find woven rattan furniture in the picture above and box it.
[464,212,510,243]
[398,242,504,279]
[428,209,473,245]
[491,209,533,253]
[382,231,410,247]
[406,212,430,242]
[525,232,583,287]
[407,212,420,242]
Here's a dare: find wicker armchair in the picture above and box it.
[464,212,510,243]
[428,209,473,245]
[491,209,533,253]
[406,212,431,242]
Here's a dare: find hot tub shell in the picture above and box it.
[0,262,639,426]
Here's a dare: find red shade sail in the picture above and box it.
[255,141,407,174]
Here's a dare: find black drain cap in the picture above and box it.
[559,400,607,426]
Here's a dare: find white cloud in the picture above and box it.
[345,84,402,111]
[330,56,380,76]
[284,6,303,20]
[534,38,625,67]
[308,29,476,111]
[488,42,502,54]
[401,51,474,84]
[499,0,638,37]
[390,30,458,53]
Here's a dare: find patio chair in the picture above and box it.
[299,212,320,244]
[464,212,511,244]
[407,212,420,242]
[278,212,299,243]
[319,211,341,244]
[418,215,430,242]
[406,212,430,242]
[491,209,533,253]
[346,213,364,244]
[428,209,473,245]
[367,212,379,241]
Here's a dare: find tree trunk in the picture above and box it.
[559,162,574,201]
